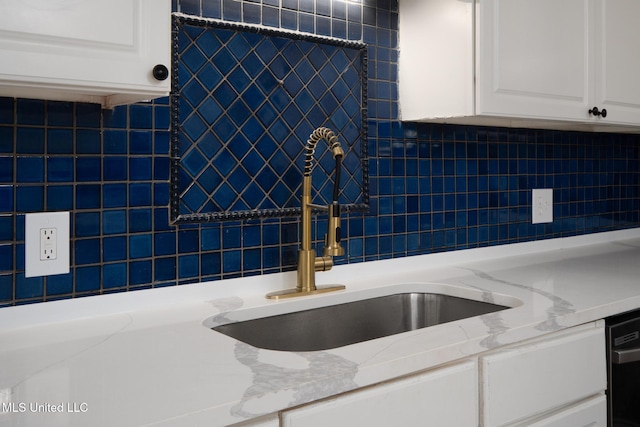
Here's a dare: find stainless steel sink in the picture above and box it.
[212,292,509,351]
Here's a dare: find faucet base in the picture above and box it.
[265,284,346,300]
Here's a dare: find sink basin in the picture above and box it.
[212,292,509,351]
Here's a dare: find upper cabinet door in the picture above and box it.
[476,0,593,122]
[0,0,170,107]
[399,0,640,132]
[595,0,640,125]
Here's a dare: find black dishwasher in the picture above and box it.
[607,310,640,427]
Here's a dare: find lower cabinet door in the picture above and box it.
[281,359,478,427]
[481,322,606,426]
[510,394,607,427]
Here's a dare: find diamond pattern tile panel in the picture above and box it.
[171,16,368,222]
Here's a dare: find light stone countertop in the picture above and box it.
[3,229,640,426]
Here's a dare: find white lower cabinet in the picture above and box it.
[280,359,478,427]
[276,322,606,427]
[481,321,607,427]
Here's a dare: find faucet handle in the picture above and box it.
[323,203,344,257]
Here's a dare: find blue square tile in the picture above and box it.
[129,260,152,285]
[179,0,200,15]
[17,99,45,125]
[129,234,152,259]
[0,244,12,271]
[76,157,101,182]
[243,3,260,24]
[129,183,152,207]
[102,210,127,235]
[47,273,73,295]
[76,130,101,154]
[47,101,74,127]
[47,129,74,154]
[0,215,12,241]
[15,273,43,299]
[0,157,12,182]
[104,130,128,154]
[75,239,100,265]
[155,257,176,281]
[243,248,261,270]
[75,212,100,237]
[154,232,176,256]
[76,266,100,292]
[129,157,152,180]
[178,254,199,278]
[103,236,127,262]
[16,157,44,182]
[76,103,101,128]
[103,157,127,181]
[178,230,199,253]
[16,186,43,212]
[154,106,170,131]
[153,208,172,232]
[16,128,44,154]
[202,0,221,18]
[222,0,241,21]
[129,131,153,154]
[0,97,13,124]
[75,185,100,209]
[128,105,152,129]
[201,227,220,251]
[47,157,73,182]
[129,209,152,233]
[222,249,241,274]
[103,263,127,289]
[153,183,170,206]
[201,252,221,275]
[103,183,127,208]
[0,274,13,302]
[262,5,279,27]
[0,126,13,153]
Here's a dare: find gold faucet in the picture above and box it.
[266,127,346,299]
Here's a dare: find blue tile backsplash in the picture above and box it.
[1,0,640,305]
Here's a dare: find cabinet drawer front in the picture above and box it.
[510,394,606,427]
[281,360,478,427]
[481,324,606,427]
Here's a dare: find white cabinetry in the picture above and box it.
[480,321,606,426]
[281,359,478,427]
[399,0,640,132]
[277,322,606,427]
[0,0,171,108]
[509,394,606,427]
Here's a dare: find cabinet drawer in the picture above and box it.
[510,394,606,427]
[281,360,477,427]
[481,323,606,427]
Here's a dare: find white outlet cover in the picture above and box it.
[25,212,70,278]
[532,189,553,224]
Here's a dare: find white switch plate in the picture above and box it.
[532,189,553,224]
[25,212,70,278]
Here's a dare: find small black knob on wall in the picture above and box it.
[589,106,608,118]
[152,64,169,81]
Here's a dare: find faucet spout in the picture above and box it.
[266,127,347,300]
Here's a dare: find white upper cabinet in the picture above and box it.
[398,0,640,132]
[596,0,640,126]
[0,0,171,108]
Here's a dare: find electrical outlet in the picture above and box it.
[40,228,57,260]
[532,189,553,224]
[25,212,70,278]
